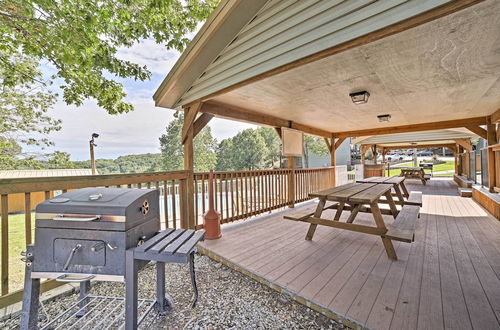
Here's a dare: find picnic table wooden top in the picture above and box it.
[309,182,392,204]
[357,176,405,185]
[401,167,423,171]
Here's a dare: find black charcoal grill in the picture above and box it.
[32,187,160,279]
[21,187,205,330]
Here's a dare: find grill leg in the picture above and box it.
[155,262,173,315]
[125,250,138,330]
[189,251,198,308]
[76,280,91,318]
[21,245,40,330]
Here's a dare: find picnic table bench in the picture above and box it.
[284,183,420,260]
[400,167,431,185]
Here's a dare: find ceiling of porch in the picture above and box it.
[211,0,500,133]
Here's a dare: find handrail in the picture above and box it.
[0,170,190,194]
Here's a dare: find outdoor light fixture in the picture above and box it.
[377,114,391,122]
[349,91,370,104]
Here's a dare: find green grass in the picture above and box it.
[386,160,455,177]
[0,213,35,292]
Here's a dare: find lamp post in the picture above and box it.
[89,133,99,175]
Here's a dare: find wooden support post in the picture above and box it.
[372,145,378,164]
[454,145,459,175]
[487,146,496,192]
[182,104,199,229]
[1,194,8,295]
[330,138,336,187]
[487,124,497,145]
[288,157,295,208]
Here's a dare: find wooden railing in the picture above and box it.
[0,170,190,301]
[193,167,335,228]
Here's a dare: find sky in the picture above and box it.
[34,39,256,161]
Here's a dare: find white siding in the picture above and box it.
[176,0,454,107]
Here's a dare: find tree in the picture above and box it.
[230,129,268,170]
[159,114,217,172]
[47,151,74,169]
[0,54,61,166]
[256,127,281,168]
[303,135,329,168]
[215,138,234,171]
[1,0,218,114]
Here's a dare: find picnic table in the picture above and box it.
[285,182,420,260]
[400,167,431,185]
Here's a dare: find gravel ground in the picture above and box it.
[1,255,347,329]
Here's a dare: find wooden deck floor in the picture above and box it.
[199,179,500,329]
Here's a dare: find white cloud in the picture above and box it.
[116,39,180,75]
[28,97,257,160]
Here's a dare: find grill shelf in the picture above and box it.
[39,296,159,330]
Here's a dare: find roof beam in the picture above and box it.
[455,138,473,152]
[465,125,488,139]
[379,143,457,150]
[491,108,500,123]
[334,116,489,138]
[193,113,214,138]
[194,0,486,104]
[200,101,334,138]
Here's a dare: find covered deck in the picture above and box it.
[199,178,500,329]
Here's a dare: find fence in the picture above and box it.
[193,167,336,227]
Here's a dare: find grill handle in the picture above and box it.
[53,215,101,221]
[56,274,96,283]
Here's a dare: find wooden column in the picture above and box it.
[372,145,378,164]
[487,124,497,192]
[287,157,295,208]
[182,103,200,229]
[454,144,459,175]
[487,124,497,145]
[325,137,336,187]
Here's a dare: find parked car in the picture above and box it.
[418,151,433,156]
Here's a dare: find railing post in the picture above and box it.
[287,157,295,208]
[179,178,189,229]
[1,194,9,295]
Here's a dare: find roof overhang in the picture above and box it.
[153,0,269,108]
[154,0,499,138]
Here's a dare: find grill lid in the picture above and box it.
[36,187,156,216]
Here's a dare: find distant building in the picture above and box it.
[0,169,95,213]
[302,138,351,168]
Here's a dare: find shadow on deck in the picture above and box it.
[199,178,500,329]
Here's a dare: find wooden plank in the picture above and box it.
[149,229,186,253]
[161,229,196,255]
[385,205,419,243]
[390,202,428,330]
[306,217,386,236]
[335,116,488,138]
[322,183,375,202]
[308,182,358,198]
[1,194,8,295]
[135,229,174,253]
[24,192,32,245]
[200,101,333,138]
[192,113,214,138]
[465,125,488,139]
[443,196,500,329]
[0,170,190,195]
[416,195,444,329]
[348,184,392,203]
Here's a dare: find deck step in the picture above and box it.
[453,174,474,188]
[458,187,473,197]
[405,191,423,206]
[385,205,420,243]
